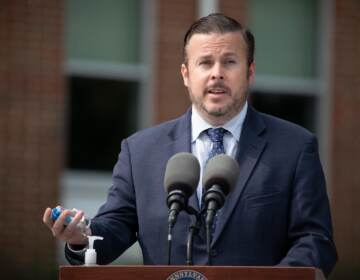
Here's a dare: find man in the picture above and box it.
[43,13,337,276]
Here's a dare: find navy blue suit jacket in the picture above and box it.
[66,106,337,276]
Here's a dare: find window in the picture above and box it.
[67,77,138,171]
[59,0,148,265]
[250,92,317,133]
[64,0,145,171]
[249,0,320,135]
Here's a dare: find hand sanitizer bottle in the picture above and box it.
[85,236,104,265]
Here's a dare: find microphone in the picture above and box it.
[164,152,200,227]
[202,154,239,232]
[164,152,200,265]
[202,154,239,265]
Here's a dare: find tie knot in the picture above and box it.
[206,127,227,144]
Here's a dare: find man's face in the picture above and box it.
[181,32,255,126]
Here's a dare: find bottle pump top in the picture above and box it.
[85,235,104,265]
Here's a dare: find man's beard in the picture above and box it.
[201,103,229,117]
[189,90,247,120]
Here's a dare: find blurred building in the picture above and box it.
[0,0,359,279]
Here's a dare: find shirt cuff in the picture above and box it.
[66,243,88,254]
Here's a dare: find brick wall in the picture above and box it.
[219,0,248,24]
[0,1,64,279]
[153,0,196,123]
[330,0,360,278]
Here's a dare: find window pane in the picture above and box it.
[67,77,139,171]
[249,0,318,78]
[250,92,317,133]
[65,0,141,63]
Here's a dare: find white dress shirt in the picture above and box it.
[191,102,248,207]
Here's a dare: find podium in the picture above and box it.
[59,265,325,280]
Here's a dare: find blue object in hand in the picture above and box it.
[51,206,73,224]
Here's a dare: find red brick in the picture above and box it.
[0,0,63,278]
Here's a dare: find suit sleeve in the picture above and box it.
[278,135,337,276]
[65,138,138,265]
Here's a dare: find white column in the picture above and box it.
[198,0,219,18]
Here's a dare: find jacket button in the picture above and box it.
[210,249,217,257]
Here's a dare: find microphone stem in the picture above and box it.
[205,207,216,266]
[167,223,173,265]
[206,223,212,265]
[186,225,195,265]
[186,215,201,265]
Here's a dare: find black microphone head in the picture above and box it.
[203,154,240,195]
[164,152,200,197]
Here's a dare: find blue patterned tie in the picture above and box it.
[206,128,226,161]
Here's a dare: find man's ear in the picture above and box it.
[181,63,189,87]
[248,61,255,84]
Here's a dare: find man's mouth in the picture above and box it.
[208,88,227,94]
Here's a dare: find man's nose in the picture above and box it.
[211,63,224,80]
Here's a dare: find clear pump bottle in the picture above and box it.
[85,236,104,265]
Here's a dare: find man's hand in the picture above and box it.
[43,207,90,246]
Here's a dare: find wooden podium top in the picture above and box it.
[60,265,325,280]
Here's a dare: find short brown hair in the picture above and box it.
[183,13,255,66]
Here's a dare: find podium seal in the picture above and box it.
[166,269,207,280]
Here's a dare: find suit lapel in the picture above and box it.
[165,109,200,213]
[211,107,267,246]
[166,109,192,154]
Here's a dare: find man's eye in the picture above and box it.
[225,60,236,64]
[200,60,211,65]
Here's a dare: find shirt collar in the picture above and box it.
[191,101,248,143]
